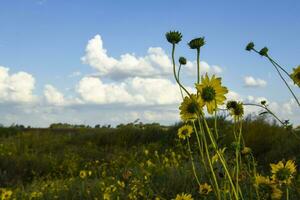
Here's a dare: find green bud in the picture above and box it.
[188,37,205,49]
[245,42,255,51]
[165,31,182,44]
[179,57,187,65]
[259,47,269,57]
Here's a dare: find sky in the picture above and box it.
[0,0,299,127]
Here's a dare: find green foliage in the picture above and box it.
[0,118,299,199]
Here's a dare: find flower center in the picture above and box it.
[187,101,198,114]
[296,72,300,79]
[201,86,216,102]
[182,129,188,136]
[276,168,291,181]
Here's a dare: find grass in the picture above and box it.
[0,116,300,199]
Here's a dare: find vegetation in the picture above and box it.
[0,117,299,199]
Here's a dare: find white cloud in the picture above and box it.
[0,66,36,103]
[76,76,183,106]
[81,35,170,80]
[185,61,223,77]
[244,76,267,87]
[44,85,67,106]
[81,35,222,80]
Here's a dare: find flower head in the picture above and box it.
[254,174,272,187]
[179,57,187,65]
[166,31,182,44]
[188,37,205,49]
[227,101,244,119]
[0,189,13,200]
[270,160,297,185]
[290,65,300,87]
[199,183,212,195]
[179,94,204,121]
[177,125,193,140]
[259,47,269,57]
[79,170,87,179]
[241,147,252,155]
[196,74,228,114]
[174,193,193,200]
[246,42,255,51]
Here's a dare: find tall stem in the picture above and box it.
[187,139,201,186]
[268,58,300,107]
[171,44,191,96]
[197,48,200,84]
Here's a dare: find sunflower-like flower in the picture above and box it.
[271,187,283,200]
[254,174,271,187]
[0,189,13,200]
[179,94,204,121]
[199,183,212,195]
[290,65,300,87]
[188,37,205,49]
[179,57,187,65]
[166,31,182,44]
[79,170,87,179]
[246,42,255,51]
[270,160,297,185]
[259,47,269,57]
[227,101,244,119]
[174,193,193,200]
[196,74,228,114]
[177,125,193,140]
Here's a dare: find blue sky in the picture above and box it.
[0,0,299,127]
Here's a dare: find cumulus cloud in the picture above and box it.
[81,35,171,80]
[244,76,267,88]
[76,76,183,105]
[0,66,36,103]
[44,84,83,106]
[44,85,67,106]
[81,35,222,80]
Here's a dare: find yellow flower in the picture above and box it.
[270,160,296,184]
[271,186,283,200]
[226,101,244,120]
[177,125,193,140]
[30,191,43,199]
[291,65,300,87]
[79,170,87,179]
[241,147,252,155]
[1,189,12,200]
[179,94,204,121]
[174,193,193,200]
[212,148,226,164]
[254,174,271,187]
[196,74,228,114]
[199,183,212,195]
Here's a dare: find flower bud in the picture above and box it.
[245,42,255,51]
[259,47,269,57]
[188,37,205,49]
[165,31,182,44]
[179,57,187,65]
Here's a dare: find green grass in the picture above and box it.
[0,117,300,199]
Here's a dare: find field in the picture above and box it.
[0,116,300,199]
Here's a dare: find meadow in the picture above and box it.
[0,116,299,199]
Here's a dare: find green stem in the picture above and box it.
[187,138,201,186]
[202,117,239,200]
[202,126,221,200]
[171,44,190,96]
[286,187,289,200]
[177,64,184,99]
[268,58,300,107]
[197,48,201,84]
